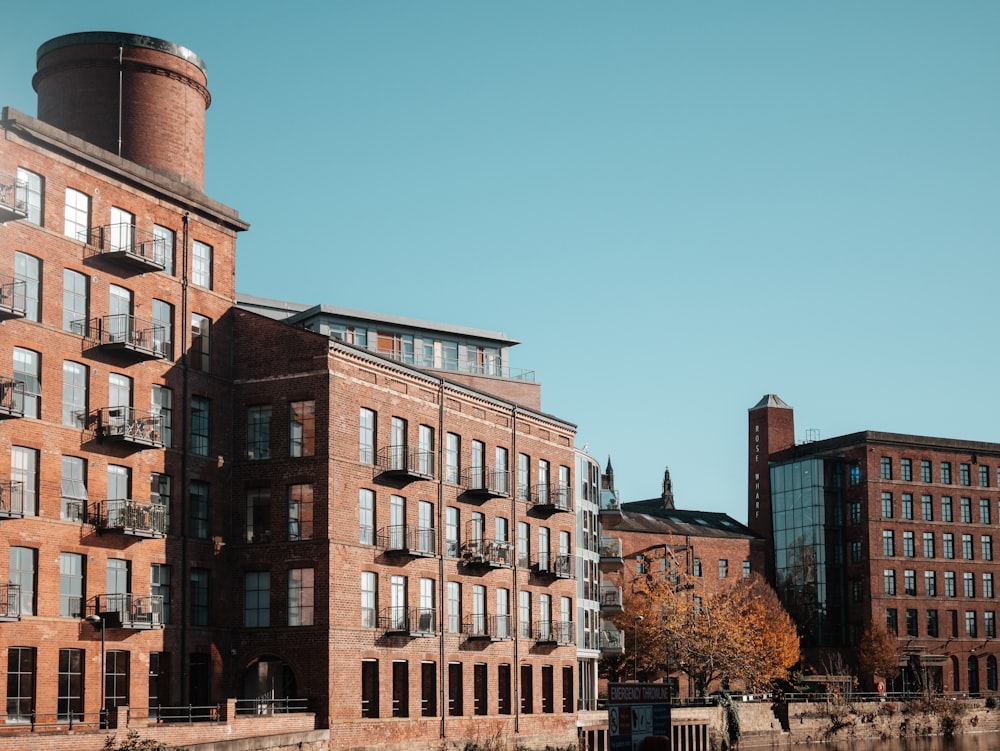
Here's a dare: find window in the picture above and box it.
[421,661,437,718]
[851,539,862,563]
[245,488,270,543]
[288,568,314,626]
[189,481,209,539]
[246,405,271,460]
[6,647,35,722]
[928,610,939,637]
[538,459,551,500]
[191,396,210,455]
[906,608,918,637]
[945,571,956,597]
[961,463,971,486]
[446,507,459,557]
[359,488,375,545]
[988,612,998,639]
[62,361,87,428]
[10,547,36,617]
[151,385,172,447]
[151,299,173,359]
[849,501,861,524]
[359,408,376,464]
[151,564,171,624]
[57,649,84,721]
[921,495,933,521]
[719,559,728,578]
[903,531,914,557]
[884,570,896,595]
[902,493,913,520]
[418,424,434,476]
[499,664,512,716]
[17,168,43,225]
[742,560,751,578]
[904,569,916,596]
[288,484,313,541]
[901,458,913,481]
[518,453,530,501]
[942,497,953,522]
[519,590,531,638]
[244,572,270,627]
[290,400,315,457]
[984,535,994,562]
[109,207,135,253]
[151,473,170,511]
[981,465,990,488]
[153,225,174,274]
[852,580,862,603]
[106,651,130,718]
[390,416,407,468]
[943,533,955,559]
[886,608,898,635]
[921,460,932,482]
[361,571,378,628]
[985,573,995,599]
[941,462,952,485]
[448,581,461,633]
[961,497,972,523]
[62,269,88,333]
[541,665,555,714]
[521,664,533,714]
[966,610,978,637]
[923,532,935,558]
[496,588,510,639]
[883,530,895,557]
[59,552,84,618]
[470,440,485,486]
[13,348,40,418]
[362,659,379,717]
[881,492,893,518]
[445,433,460,483]
[392,661,410,718]
[880,457,892,480]
[11,447,38,516]
[64,188,89,240]
[965,573,976,598]
[190,568,209,626]
[192,240,212,288]
[108,372,132,412]
[963,534,974,560]
[190,313,211,372]
[391,576,407,631]
[849,463,861,485]
[982,499,992,525]
[925,571,937,597]
[497,447,510,494]
[60,456,87,521]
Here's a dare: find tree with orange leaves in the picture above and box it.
[857,621,901,687]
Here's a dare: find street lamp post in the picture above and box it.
[84,614,106,728]
[633,615,644,682]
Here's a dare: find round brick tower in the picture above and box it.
[33,31,211,188]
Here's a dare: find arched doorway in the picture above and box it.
[951,655,961,692]
[242,655,298,711]
[987,655,998,692]
[968,655,980,697]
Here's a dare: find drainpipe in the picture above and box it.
[179,212,191,702]
[512,406,520,733]
[437,377,446,739]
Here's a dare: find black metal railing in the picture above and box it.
[0,376,25,419]
[600,585,624,611]
[376,524,436,556]
[84,223,168,270]
[90,593,164,629]
[460,538,513,567]
[535,552,575,578]
[0,479,25,519]
[92,499,169,537]
[94,407,164,446]
[460,466,511,498]
[0,174,28,221]
[233,696,310,715]
[0,583,21,620]
[534,620,574,645]
[530,483,573,512]
[463,614,512,640]
[80,314,168,359]
[379,606,436,636]
[375,445,435,479]
[0,275,26,318]
[600,628,625,653]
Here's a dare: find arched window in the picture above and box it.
[987,655,998,692]
[951,655,961,692]
[968,655,981,696]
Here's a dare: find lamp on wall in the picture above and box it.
[84,613,107,728]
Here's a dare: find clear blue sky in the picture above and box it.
[4,2,1000,518]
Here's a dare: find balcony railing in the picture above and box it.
[534,552,576,579]
[90,593,164,629]
[600,586,624,614]
[380,606,436,637]
[363,345,536,382]
[464,614,512,641]
[0,173,28,223]
[0,376,25,419]
[84,223,168,271]
[534,620,574,646]
[460,538,513,568]
[0,583,21,621]
[0,274,26,319]
[375,445,435,481]
[530,483,573,513]
[599,536,624,570]
[460,467,511,499]
[600,627,625,654]
[599,488,622,516]
[0,479,24,519]
[80,314,168,360]
[92,499,169,538]
[376,524,436,557]
[94,407,164,448]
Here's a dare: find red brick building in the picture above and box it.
[750,394,1000,694]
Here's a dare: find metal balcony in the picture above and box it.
[0,584,20,622]
[464,614,512,641]
[375,445,435,482]
[92,499,169,538]
[534,620,574,646]
[534,553,576,579]
[600,627,625,655]
[530,483,573,514]
[90,593,164,630]
[376,524,436,557]
[0,275,26,319]
[0,376,25,419]
[600,585,624,615]
[94,407,164,448]
[460,538,513,568]
[460,467,511,500]
[84,223,167,271]
[0,174,28,223]
[599,536,624,571]
[81,314,168,361]
[0,480,24,519]
[380,606,437,637]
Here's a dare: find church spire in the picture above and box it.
[602,456,615,491]
[661,466,675,510]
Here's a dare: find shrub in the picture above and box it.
[103,730,167,751]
